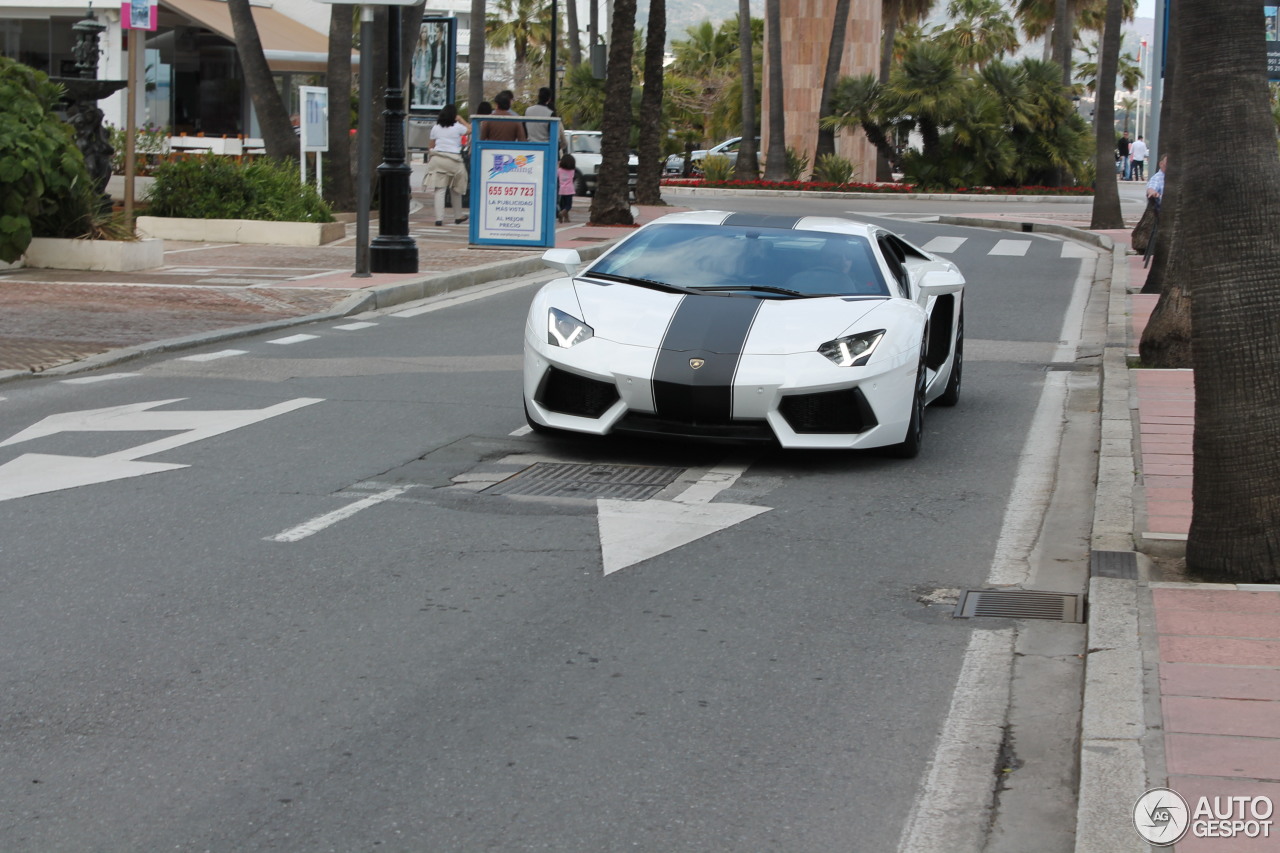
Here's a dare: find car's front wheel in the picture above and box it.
[524,400,556,435]
[888,346,927,459]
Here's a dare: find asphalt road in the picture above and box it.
[0,208,1101,851]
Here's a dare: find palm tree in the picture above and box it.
[1088,0,1123,229]
[762,0,787,180]
[589,0,636,224]
[884,40,967,159]
[226,0,297,162]
[815,0,852,161]
[671,20,738,76]
[324,5,355,211]
[824,74,899,166]
[878,0,933,180]
[565,0,581,68]
[470,0,486,111]
[1175,0,1280,582]
[938,0,1020,70]
[634,0,665,205]
[735,1,759,179]
[487,0,552,66]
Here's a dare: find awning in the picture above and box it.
[160,0,333,73]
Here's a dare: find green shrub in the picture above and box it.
[700,154,734,183]
[812,153,856,184]
[107,122,169,174]
[145,155,334,222]
[785,147,810,181]
[0,56,97,263]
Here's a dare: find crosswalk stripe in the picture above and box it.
[989,239,1031,256]
[922,236,967,253]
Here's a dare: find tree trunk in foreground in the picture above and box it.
[1180,0,1280,582]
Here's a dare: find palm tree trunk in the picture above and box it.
[226,0,297,161]
[470,0,486,110]
[634,0,665,205]
[325,5,356,211]
[589,0,637,224]
[763,0,788,181]
[815,0,851,162]
[735,0,759,179]
[566,0,582,68]
[1180,0,1280,582]
[1088,0,1123,229]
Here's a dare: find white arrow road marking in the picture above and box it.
[597,460,770,575]
[0,398,322,502]
[265,486,411,542]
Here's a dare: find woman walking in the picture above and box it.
[423,104,470,227]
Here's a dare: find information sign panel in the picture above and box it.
[469,118,559,249]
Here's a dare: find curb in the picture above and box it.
[0,241,616,385]
[661,185,1095,203]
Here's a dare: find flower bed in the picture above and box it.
[661,178,1093,196]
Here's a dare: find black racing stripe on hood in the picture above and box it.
[722,213,803,230]
[652,294,763,424]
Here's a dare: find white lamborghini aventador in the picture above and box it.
[522,211,966,456]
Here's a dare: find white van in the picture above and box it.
[564,130,639,196]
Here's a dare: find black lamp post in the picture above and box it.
[370,6,418,273]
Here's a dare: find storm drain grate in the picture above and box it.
[481,462,684,500]
[1090,550,1139,579]
[953,589,1085,623]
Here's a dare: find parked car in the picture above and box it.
[664,136,756,175]
[523,210,966,455]
[564,130,639,196]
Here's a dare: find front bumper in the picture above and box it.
[523,328,918,450]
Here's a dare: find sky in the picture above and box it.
[1136,0,1156,19]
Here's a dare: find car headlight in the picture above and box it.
[818,330,885,367]
[548,307,594,348]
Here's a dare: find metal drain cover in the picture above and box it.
[481,462,684,500]
[954,589,1085,623]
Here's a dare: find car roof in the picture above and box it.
[637,210,880,239]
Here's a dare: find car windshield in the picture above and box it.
[569,134,602,154]
[585,223,890,298]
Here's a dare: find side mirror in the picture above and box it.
[918,268,965,295]
[542,248,583,276]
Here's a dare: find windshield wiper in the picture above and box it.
[583,272,698,294]
[697,284,806,297]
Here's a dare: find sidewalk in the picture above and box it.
[1073,222,1280,852]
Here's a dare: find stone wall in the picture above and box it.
[761,0,881,181]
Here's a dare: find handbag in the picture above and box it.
[1131,197,1158,253]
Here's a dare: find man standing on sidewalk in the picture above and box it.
[1117,131,1132,180]
[1130,136,1149,182]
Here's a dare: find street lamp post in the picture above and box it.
[370,5,418,273]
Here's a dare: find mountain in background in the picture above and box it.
[635,1,762,45]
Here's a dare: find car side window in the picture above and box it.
[878,235,910,298]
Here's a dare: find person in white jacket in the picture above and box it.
[1129,136,1150,181]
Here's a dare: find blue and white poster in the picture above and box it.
[475,148,550,245]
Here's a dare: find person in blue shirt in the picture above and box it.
[1146,154,1168,211]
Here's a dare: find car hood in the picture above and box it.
[571,280,888,355]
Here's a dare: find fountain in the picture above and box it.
[50,8,128,200]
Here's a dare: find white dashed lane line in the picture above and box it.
[333,322,378,331]
[178,350,248,362]
[267,334,320,345]
[988,239,1033,256]
[60,373,141,384]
